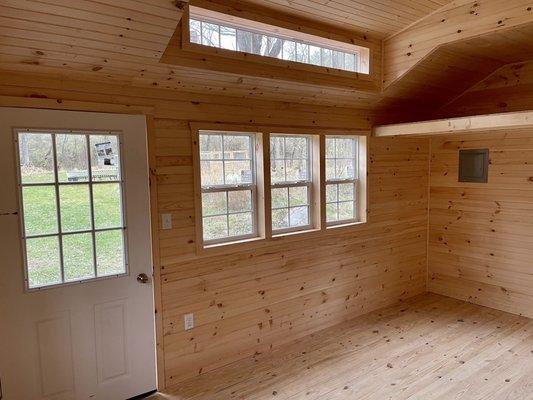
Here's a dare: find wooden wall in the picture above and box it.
[438,61,533,118]
[0,71,429,388]
[428,130,533,319]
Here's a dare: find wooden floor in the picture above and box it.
[151,293,533,400]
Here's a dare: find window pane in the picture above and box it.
[60,184,91,232]
[90,135,120,182]
[203,215,228,241]
[202,192,227,216]
[283,40,296,61]
[224,160,252,184]
[95,230,125,277]
[336,159,355,179]
[284,137,308,159]
[326,184,337,203]
[333,51,344,69]
[309,45,321,65]
[321,48,332,67]
[220,26,236,50]
[236,29,252,52]
[228,190,252,213]
[26,236,61,288]
[326,159,336,180]
[326,138,335,158]
[285,159,308,181]
[272,208,289,230]
[224,135,251,159]
[56,134,89,182]
[251,33,267,56]
[289,206,308,227]
[93,183,122,229]
[190,19,202,44]
[18,132,55,184]
[326,203,338,222]
[338,183,354,201]
[200,134,222,159]
[296,43,309,63]
[201,160,224,186]
[336,138,355,158]
[270,159,286,183]
[338,201,355,220]
[345,53,356,72]
[289,186,308,206]
[202,22,220,47]
[23,186,58,236]
[267,36,283,58]
[63,233,94,282]
[270,136,285,159]
[271,187,288,209]
[228,212,253,236]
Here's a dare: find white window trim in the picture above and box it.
[199,131,259,246]
[325,136,359,227]
[14,129,128,291]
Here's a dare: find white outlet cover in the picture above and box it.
[184,313,194,331]
[161,213,172,230]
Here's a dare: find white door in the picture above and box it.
[0,108,157,400]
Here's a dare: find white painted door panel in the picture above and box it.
[0,108,156,400]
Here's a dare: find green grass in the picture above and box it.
[22,172,125,288]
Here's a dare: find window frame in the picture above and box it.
[325,136,360,227]
[269,134,316,235]
[191,123,367,255]
[198,131,259,246]
[14,128,129,291]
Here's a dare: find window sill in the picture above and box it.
[326,220,366,230]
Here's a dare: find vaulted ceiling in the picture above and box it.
[0,0,532,123]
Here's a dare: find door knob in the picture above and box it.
[137,273,150,284]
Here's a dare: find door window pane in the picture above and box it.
[63,233,94,282]
[26,236,61,288]
[90,135,120,182]
[56,134,89,182]
[23,186,58,236]
[18,132,55,184]
[60,185,91,232]
[93,183,122,229]
[96,230,125,277]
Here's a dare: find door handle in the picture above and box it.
[137,273,150,284]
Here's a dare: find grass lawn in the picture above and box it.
[22,172,125,288]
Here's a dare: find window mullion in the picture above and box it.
[51,134,65,284]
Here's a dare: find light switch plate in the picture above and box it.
[184,313,194,331]
[161,213,172,230]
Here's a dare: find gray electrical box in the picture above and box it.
[458,149,489,183]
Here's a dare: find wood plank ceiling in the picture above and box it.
[0,0,532,121]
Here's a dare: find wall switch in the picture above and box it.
[184,313,194,331]
[161,213,172,230]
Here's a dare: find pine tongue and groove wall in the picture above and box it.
[428,129,533,319]
[0,71,429,388]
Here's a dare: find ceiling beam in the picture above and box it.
[382,0,533,90]
[374,110,533,137]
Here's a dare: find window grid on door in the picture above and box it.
[15,130,127,290]
[325,136,358,225]
[270,135,313,234]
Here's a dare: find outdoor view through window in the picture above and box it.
[17,131,126,289]
[189,12,368,74]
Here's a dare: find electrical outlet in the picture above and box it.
[161,213,172,230]
[184,313,194,331]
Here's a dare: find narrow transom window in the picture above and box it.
[270,135,313,233]
[16,130,127,289]
[188,7,369,74]
[325,136,358,225]
[199,131,257,244]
